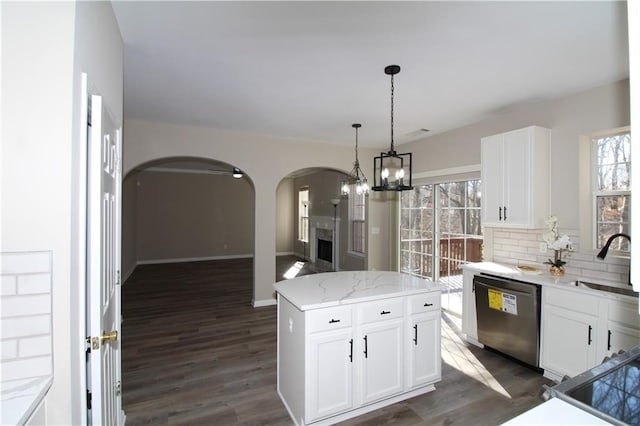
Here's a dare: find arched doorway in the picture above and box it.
[274,167,367,282]
[121,156,255,288]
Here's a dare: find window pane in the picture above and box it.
[593,131,631,251]
[596,194,630,249]
[595,133,631,191]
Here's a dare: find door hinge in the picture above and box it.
[115,380,122,397]
[116,270,121,286]
[86,389,92,410]
[85,336,92,353]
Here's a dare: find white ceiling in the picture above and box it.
[112,1,629,149]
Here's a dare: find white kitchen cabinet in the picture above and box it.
[275,271,442,425]
[358,318,404,404]
[405,293,441,389]
[481,126,550,228]
[308,328,354,421]
[541,304,599,378]
[605,298,640,356]
[461,268,481,346]
[407,311,441,388]
[541,286,640,381]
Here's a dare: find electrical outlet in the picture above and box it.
[539,242,547,253]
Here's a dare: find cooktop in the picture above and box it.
[549,345,640,426]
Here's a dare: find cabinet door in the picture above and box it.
[502,128,531,227]
[358,319,404,404]
[407,311,441,388]
[541,305,598,378]
[606,322,640,356]
[481,134,504,226]
[308,329,353,421]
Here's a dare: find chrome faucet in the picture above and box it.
[597,233,631,286]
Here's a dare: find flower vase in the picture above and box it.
[549,265,565,277]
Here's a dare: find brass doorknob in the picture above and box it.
[101,330,118,344]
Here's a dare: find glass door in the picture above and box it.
[400,180,482,315]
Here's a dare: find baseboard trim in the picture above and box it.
[276,251,295,256]
[137,254,253,265]
[252,298,277,308]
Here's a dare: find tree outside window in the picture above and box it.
[593,131,631,252]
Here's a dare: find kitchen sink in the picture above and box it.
[573,280,638,298]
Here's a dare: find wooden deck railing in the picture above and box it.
[402,237,483,277]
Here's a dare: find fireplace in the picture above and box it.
[317,239,332,263]
[310,216,339,272]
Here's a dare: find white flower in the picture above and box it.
[549,234,573,251]
[542,214,573,252]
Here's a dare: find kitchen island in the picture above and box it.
[274,271,442,425]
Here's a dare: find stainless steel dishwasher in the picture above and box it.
[474,273,541,368]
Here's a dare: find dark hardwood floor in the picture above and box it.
[122,258,552,425]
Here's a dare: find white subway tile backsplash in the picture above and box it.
[0,356,52,381]
[0,252,51,275]
[0,315,51,339]
[1,340,18,360]
[488,227,630,287]
[0,276,17,296]
[0,294,51,317]
[1,251,53,387]
[18,336,52,357]
[17,274,51,295]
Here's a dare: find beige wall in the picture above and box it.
[402,79,630,228]
[397,79,630,263]
[133,170,254,262]
[276,178,295,254]
[122,119,372,304]
[122,172,138,279]
[1,1,123,423]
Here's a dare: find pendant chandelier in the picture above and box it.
[341,123,369,196]
[372,65,413,192]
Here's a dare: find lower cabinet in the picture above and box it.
[308,329,354,421]
[277,291,441,425]
[541,304,599,378]
[407,311,441,388]
[541,286,640,381]
[358,318,404,404]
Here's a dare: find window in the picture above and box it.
[349,184,366,254]
[298,187,309,242]
[593,130,631,252]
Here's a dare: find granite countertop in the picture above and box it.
[463,261,637,301]
[273,270,443,311]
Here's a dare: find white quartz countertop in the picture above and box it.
[501,398,609,425]
[463,261,637,302]
[1,376,51,425]
[273,270,442,311]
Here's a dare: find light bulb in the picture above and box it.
[381,168,389,179]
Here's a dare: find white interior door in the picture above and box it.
[87,93,123,425]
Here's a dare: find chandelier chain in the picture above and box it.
[390,73,395,152]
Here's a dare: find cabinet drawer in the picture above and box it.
[544,287,599,314]
[358,298,404,324]
[407,292,440,315]
[308,305,352,333]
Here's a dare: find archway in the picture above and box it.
[122,156,256,287]
[274,167,367,282]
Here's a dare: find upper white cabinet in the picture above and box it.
[481,126,550,228]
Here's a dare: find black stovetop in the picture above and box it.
[550,345,640,425]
